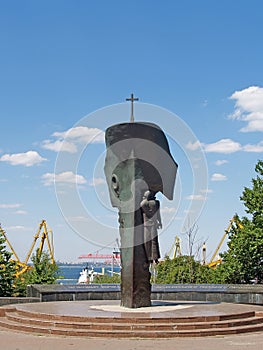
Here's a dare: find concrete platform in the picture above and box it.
[0,300,263,338]
[6,299,263,318]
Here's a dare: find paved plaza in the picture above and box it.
[0,300,262,349]
[0,328,262,350]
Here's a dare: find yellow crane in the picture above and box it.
[0,223,28,275]
[0,223,20,262]
[0,220,55,277]
[24,219,55,266]
[168,236,182,259]
[208,216,243,268]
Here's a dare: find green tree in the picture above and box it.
[14,249,60,296]
[219,161,263,283]
[94,273,121,284]
[241,160,263,227]
[0,229,17,296]
[156,256,212,284]
[28,249,59,284]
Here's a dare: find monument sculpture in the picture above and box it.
[104,95,177,308]
[140,190,162,264]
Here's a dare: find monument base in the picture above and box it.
[0,300,262,337]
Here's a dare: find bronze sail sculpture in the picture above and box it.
[104,121,177,308]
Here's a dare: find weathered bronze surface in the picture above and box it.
[104,122,177,308]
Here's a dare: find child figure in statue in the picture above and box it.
[140,190,162,264]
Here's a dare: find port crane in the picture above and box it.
[24,219,55,266]
[167,236,182,259]
[78,252,121,263]
[0,223,28,275]
[78,239,121,263]
[207,216,243,268]
[0,220,55,276]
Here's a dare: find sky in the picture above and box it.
[0,0,263,263]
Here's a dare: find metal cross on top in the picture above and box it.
[126,93,139,123]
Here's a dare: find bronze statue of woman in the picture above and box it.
[140,190,162,264]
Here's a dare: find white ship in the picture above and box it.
[77,266,103,284]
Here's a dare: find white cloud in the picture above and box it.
[202,99,208,107]
[188,137,263,154]
[0,151,47,166]
[15,210,28,215]
[160,207,177,214]
[88,177,106,186]
[42,140,77,153]
[187,139,242,154]
[42,171,87,186]
[215,160,228,166]
[0,203,21,209]
[7,225,28,231]
[43,126,105,153]
[53,126,105,143]
[200,189,213,194]
[186,141,204,151]
[189,139,263,154]
[229,86,263,132]
[183,209,195,214]
[185,194,207,201]
[204,139,242,154]
[211,173,227,181]
[68,216,90,222]
[243,141,263,152]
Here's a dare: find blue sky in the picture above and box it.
[0,0,263,263]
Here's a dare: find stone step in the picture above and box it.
[4,311,263,332]
[13,307,257,324]
[0,317,263,338]
[1,302,263,338]
[0,310,263,338]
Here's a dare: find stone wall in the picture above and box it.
[26,283,263,305]
[0,297,40,306]
[27,284,121,302]
[152,284,263,305]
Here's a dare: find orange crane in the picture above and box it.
[208,216,243,268]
